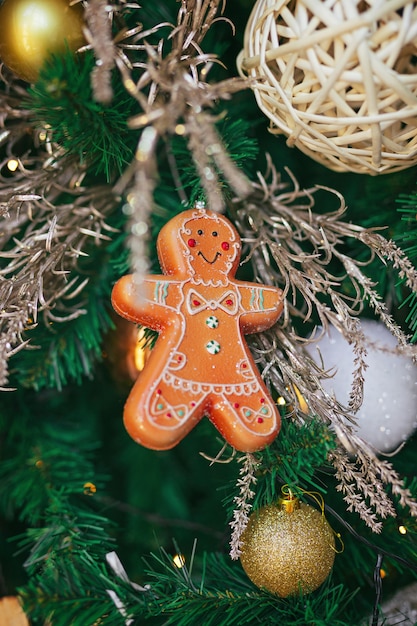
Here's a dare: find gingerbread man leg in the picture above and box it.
[210,390,281,452]
[123,374,208,450]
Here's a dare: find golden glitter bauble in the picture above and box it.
[240,497,335,597]
[0,0,85,83]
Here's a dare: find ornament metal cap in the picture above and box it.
[278,491,300,513]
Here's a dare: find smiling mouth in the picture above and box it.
[198,251,221,264]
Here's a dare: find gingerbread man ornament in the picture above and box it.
[112,206,284,452]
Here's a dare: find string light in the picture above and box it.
[83,482,97,496]
[290,383,309,414]
[172,554,186,568]
[7,159,18,172]
[398,525,407,535]
[133,328,149,372]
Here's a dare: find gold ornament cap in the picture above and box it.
[277,491,300,513]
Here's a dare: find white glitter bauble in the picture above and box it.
[308,320,417,453]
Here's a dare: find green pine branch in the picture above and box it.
[0,390,106,525]
[251,417,337,508]
[28,50,137,182]
[223,416,337,521]
[0,389,125,624]
[135,548,359,626]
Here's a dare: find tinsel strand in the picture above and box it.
[84,0,116,103]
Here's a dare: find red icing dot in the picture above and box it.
[188,238,196,247]
[260,398,265,404]
[190,402,196,407]
[156,389,162,395]
[242,363,247,369]
[225,299,233,306]
[257,417,264,424]
[166,412,172,418]
[234,402,240,408]
[221,241,230,251]
[193,299,201,306]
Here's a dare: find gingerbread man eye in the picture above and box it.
[212,231,218,237]
[221,241,230,251]
[188,238,196,248]
[197,229,203,236]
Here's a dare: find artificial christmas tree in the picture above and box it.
[1,1,417,624]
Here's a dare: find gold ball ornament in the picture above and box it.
[238,0,417,175]
[239,496,335,597]
[0,0,85,83]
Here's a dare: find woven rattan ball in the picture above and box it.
[238,0,417,174]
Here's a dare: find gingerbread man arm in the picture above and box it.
[238,282,284,333]
[111,274,184,331]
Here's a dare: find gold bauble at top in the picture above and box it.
[0,0,85,83]
[240,500,335,597]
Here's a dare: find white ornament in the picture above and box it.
[238,0,417,175]
[308,320,417,453]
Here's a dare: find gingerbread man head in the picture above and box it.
[157,207,241,283]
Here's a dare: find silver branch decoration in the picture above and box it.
[228,159,417,531]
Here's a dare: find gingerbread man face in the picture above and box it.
[158,210,240,282]
[112,206,284,453]
[182,212,239,279]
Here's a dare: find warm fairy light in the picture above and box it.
[380,569,387,579]
[134,328,149,372]
[35,460,44,469]
[291,383,309,414]
[7,159,18,172]
[131,221,148,237]
[124,78,136,93]
[172,554,186,568]
[398,525,407,535]
[83,482,97,496]
[175,124,186,135]
[277,396,286,406]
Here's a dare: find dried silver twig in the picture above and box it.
[111,0,250,277]
[229,453,258,560]
[230,159,417,530]
[0,77,119,387]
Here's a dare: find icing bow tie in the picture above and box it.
[187,289,239,315]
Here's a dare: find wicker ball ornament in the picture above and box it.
[240,496,335,597]
[238,0,417,174]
